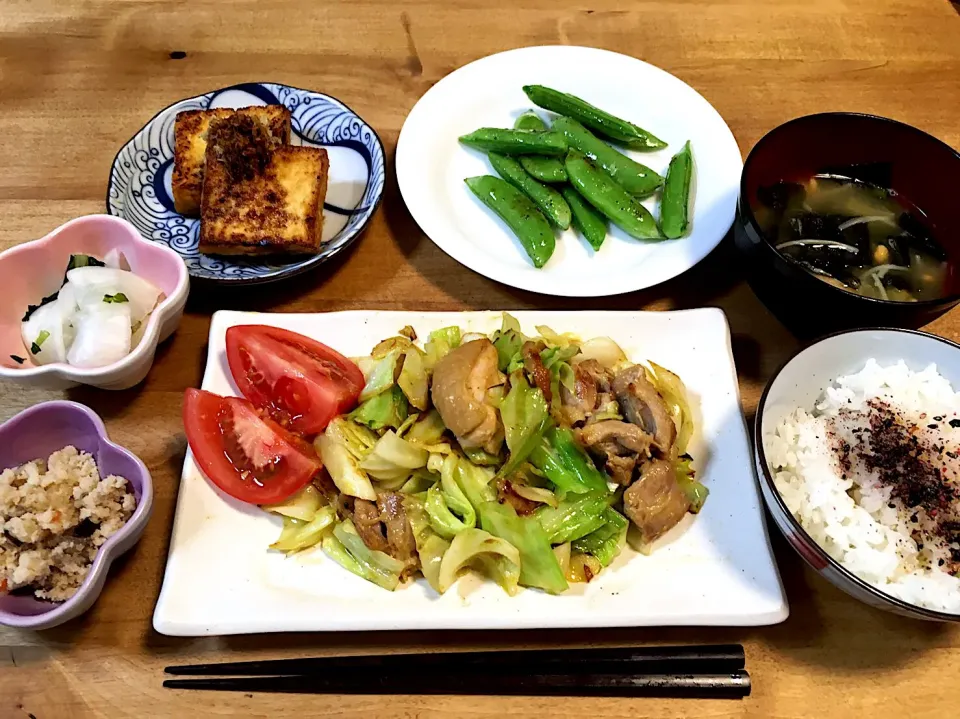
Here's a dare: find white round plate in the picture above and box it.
[396,46,743,297]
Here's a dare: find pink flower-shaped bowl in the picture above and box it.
[0,401,153,630]
[0,214,189,390]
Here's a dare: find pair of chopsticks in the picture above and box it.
[164,644,750,698]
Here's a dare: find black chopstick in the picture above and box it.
[163,669,751,698]
[165,643,744,677]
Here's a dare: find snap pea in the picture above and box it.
[552,117,662,197]
[459,128,567,156]
[488,153,571,229]
[560,185,607,251]
[659,141,693,239]
[514,111,547,132]
[519,156,567,183]
[564,152,661,240]
[464,175,556,268]
[523,84,667,151]
[513,113,568,182]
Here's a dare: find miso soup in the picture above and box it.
[755,171,950,302]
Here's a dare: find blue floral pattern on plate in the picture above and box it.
[107,83,385,284]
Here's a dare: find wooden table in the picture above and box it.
[2,0,959,716]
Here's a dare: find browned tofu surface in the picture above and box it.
[198,114,329,256]
[171,105,290,216]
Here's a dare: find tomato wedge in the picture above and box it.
[226,325,364,436]
[183,388,322,505]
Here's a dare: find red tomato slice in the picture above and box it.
[183,388,322,505]
[226,325,364,436]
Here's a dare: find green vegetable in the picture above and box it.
[500,312,522,334]
[424,326,461,369]
[675,454,708,512]
[535,491,611,544]
[659,140,694,239]
[488,153,571,230]
[552,117,663,197]
[535,325,578,349]
[519,156,568,184]
[333,519,406,591]
[9,355,25,365]
[358,350,400,402]
[464,176,556,269]
[270,506,336,553]
[498,376,551,478]
[424,454,480,538]
[350,386,409,431]
[263,484,325,521]
[529,426,609,498]
[359,430,428,481]
[426,485,473,538]
[321,519,403,592]
[459,128,568,156]
[102,292,129,304]
[446,453,497,510]
[522,85,667,151]
[314,418,377,501]
[565,152,662,240]
[514,110,547,132]
[441,454,478,521]
[647,361,694,454]
[560,185,607,251]
[512,119,568,181]
[540,344,579,370]
[30,330,50,355]
[437,528,521,595]
[572,508,628,566]
[405,409,448,446]
[397,346,429,411]
[479,501,568,594]
[420,534,451,592]
[463,446,501,466]
[404,496,450,593]
[399,469,437,495]
[538,345,580,412]
[66,254,106,271]
[491,313,527,372]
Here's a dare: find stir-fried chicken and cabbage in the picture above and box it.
[263,315,706,594]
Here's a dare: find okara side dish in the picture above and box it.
[0,446,135,601]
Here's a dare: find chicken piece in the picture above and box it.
[576,359,614,392]
[578,419,651,454]
[377,491,417,565]
[612,365,676,454]
[351,498,389,553]
[605,455,637,487]
[622,459,690,541]
[559,362,599,426]
[576,420,652,485]
[431,339,505,454]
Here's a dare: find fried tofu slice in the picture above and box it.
[171,105,290,216]
[198,114,329,256]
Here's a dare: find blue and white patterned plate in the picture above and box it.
[107,83,385,284]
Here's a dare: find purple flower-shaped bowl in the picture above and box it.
[0,401,153,629]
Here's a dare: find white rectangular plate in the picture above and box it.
[153,309,788,636]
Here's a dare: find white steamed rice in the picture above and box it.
[767,359,960,614]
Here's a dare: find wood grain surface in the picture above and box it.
[2,1,959,717]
